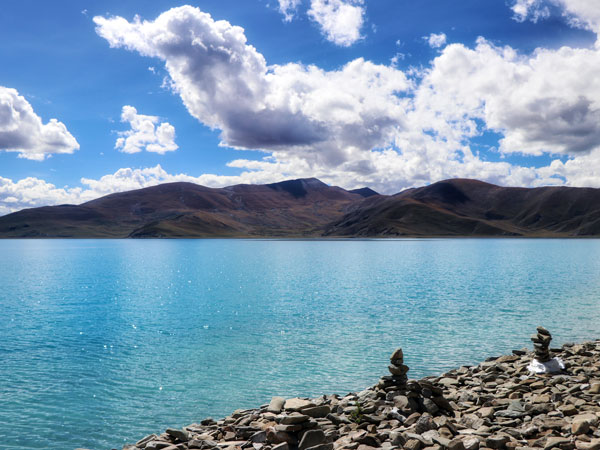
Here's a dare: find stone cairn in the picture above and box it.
[531,326,552,362]
[378,347,410,391]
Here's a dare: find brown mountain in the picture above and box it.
[1,177,600,238]
[0,178,362,238]
[324,179,600,237]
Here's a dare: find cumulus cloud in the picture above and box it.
[86,5,600,199]
[277,0,302,21]
[511,0,550,23]
[414,38,600,156]
[0,86,79,160]
[115,105,178,154]
[307,0,365,47]
[511,0,600,32]
[426,32,447,48]
[94,6,408,169]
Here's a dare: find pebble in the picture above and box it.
[118,329,600,450]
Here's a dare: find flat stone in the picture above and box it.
[575,440,600,450]
[405,439,422,450]
[305,444,333,450]
[280,413,310,424]
[136,434,158,447]
[250,431,267,443]
[268,397,286,413]
[272,443,290,450]
[572,420,590,435]
[589,383,600,394]
[463,437,481,450]
[485,435,509,449]
[166,428,189,442]
[276,424,303,432]
[449,439,467,450]
[544,437,571,450]
[299,429,326,450]
[284,398,316,411]
[302,406,331,418]
[145,442,176,450]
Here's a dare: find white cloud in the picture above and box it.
[86,5,600,200]
[0,86,79,161]
[115,105,178,154]
[511,0,550,23]
[414,38,600,157]
[307,0,365,47]
[425,32,447,48]
[511,0,600,32]
[277,0,302,21]
[94,6,408,169]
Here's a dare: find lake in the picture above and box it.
[1,239,599,450]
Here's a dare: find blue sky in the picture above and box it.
[1,0,600,214]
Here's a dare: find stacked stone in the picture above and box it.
[378,347,410,391]
[266,398,333,450]
[531,326,552,362]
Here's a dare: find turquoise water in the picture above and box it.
[1,239,600,450]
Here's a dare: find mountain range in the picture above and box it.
[1,178,600,238]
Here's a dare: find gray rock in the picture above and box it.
[299,429,327,450]
[485,435,509,449]
[280,413,310,424]
[268,397,286,413]
[302,406,331,418]
[145,442,176,450]
[166,428,189,442]
[544,437,571,450]
[272,443,290,450]
[304,444,333,450]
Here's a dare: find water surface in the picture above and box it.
[1,239,599,450]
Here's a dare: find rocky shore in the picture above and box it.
[109,334,600,450]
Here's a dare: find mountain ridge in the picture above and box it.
[2,178,600,238]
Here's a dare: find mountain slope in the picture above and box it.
[324,179,600,237]
[2,178,600,238]
[0,178,363,238]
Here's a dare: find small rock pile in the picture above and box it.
[115,338,600,450]
[531,327,552,362]
[378,348,410,391]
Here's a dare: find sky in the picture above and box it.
[1,0,600,215]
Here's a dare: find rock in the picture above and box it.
[485,436,509,449]
[298,429,327,450]
[415,414,436,434]
[405,439,423,450]
[145,442,176,450]
[305,444,333,450]
[463,437,481,450]
[302,406,331,418]
[571,420,590,435]
[251,431,267,443]
[559,405,578,416]
[284,398,316,411]
[136,434,158,447]
[280,413,310,424]
[388,364,410,376]
[276,424,303,432]
[390,348,404,362]
[269,397,286,413]
[544,438,571,450]
[449,439,467,450]
[272,443,290,450]
[589,383,600,394]
[575,440,600,450]
[166,428,189,442]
